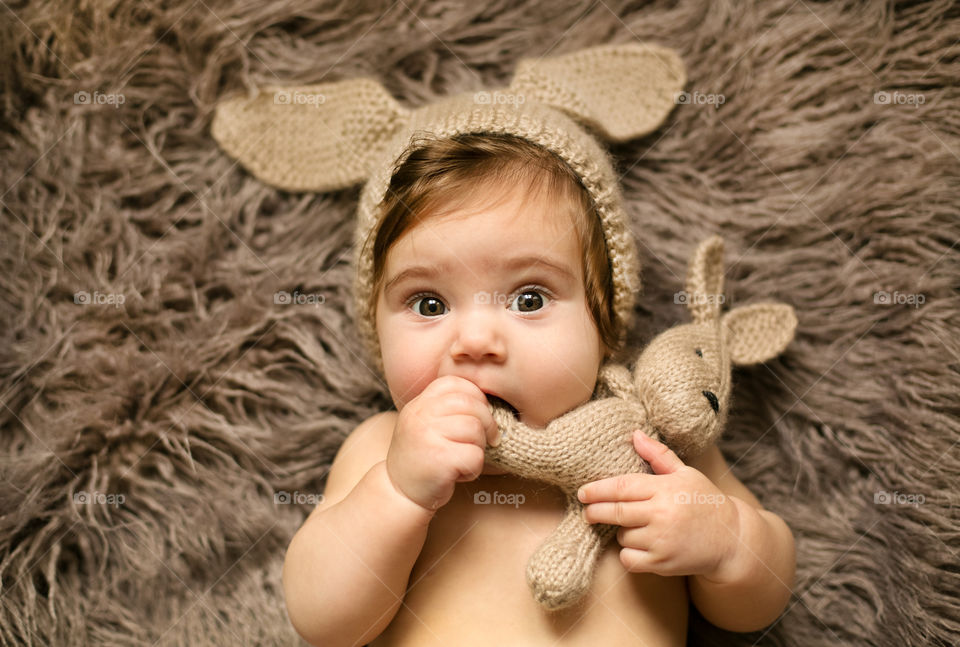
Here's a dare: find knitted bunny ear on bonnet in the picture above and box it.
[211,43,686,371]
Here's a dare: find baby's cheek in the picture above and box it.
[536,324,601,411]
[381,345,436,410]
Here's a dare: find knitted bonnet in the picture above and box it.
[211,43,686,371]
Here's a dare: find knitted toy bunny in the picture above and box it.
[484,236,797,610]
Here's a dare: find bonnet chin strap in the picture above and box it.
[210,43,687,192]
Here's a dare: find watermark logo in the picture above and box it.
[273,90,326,107]
[675,91,725,108]
[874,490,924,507]
[74,291,126,308]
[674,491,726,507]
[674,290,725,306]
[73,491,126,507]
[474,91,526,106]
[473,490,525,508]
[873,91,925,107]
[74,90,126,107]
[274,290,325,306]
[274,491,324,505]
[474,291,511,305]
[873,290,924,308]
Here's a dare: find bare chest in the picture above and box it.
[371,474,688,646]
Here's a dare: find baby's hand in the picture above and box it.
[578,432,740,580]
[385,376,500,513]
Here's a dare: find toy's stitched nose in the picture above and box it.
[702,390,719,414]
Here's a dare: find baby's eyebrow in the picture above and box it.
[500,254,576,281]
[383,263,445,294]
[383,254,576,295]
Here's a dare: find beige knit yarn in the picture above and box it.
[210,43,687,371]
[485,236,797,610]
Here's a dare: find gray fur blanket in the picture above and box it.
[1,0,957,645]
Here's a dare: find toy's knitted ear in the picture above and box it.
[509,43,686,142]
[210,78,411,191]
[685,236,725,323]
[722,303,797,365]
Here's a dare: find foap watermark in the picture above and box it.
[674,290,725,307]
[274,491,324,505]
[474,490,525,508]
[874,490,925,507]
[74,291,125,308]
[73,491,126,507]
[674,491,726,507]
[74,90,126,107]
[873,290,925,308]
[274,290,325,307]
[274,90,326,107]
[474,291,510,305]
[873,91,925,107]
[474,91,525,106]
[675,90,725,108]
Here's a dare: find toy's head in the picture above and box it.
[634,236,797,458]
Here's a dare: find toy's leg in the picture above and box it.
[525,491,617,611]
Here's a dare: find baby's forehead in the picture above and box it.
[422,169,586,232]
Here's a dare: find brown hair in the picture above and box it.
[365,132,619,355]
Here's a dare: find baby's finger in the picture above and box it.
[632,431,685,475]
[616,526,652,550]
[443,382,500,447]
[577,473,656,503]
[424,378,500,447]
[474,404,500,447]
[583,501,650,528]
[440,414,489,447]
[441,393,499,447]
[447,443,486,482]
[618,547,656,574]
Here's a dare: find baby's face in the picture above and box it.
[374,182,604,429]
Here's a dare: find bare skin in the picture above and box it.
[290,410,687,647]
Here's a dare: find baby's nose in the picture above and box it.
[449,308,506,361]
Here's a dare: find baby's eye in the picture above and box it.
[410,295,447,317]
[509,289,549,313]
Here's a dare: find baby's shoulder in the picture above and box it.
[338,410,397,470]
[315,411,397,514]
[344,410,397,458]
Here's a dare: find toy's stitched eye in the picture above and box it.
[703,390,719,413]
[695,348,703,358]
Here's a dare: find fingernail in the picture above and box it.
[490,429,501,447]
[577,487,586,501]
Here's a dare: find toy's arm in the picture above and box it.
[485,400,651,489]
[484,406,581,488]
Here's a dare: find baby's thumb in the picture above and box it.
[633,430,684,474]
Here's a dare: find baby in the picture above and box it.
[281,129,796,645]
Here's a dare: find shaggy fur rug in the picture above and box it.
[1,0,958,645]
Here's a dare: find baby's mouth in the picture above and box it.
[485,394,519,419]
